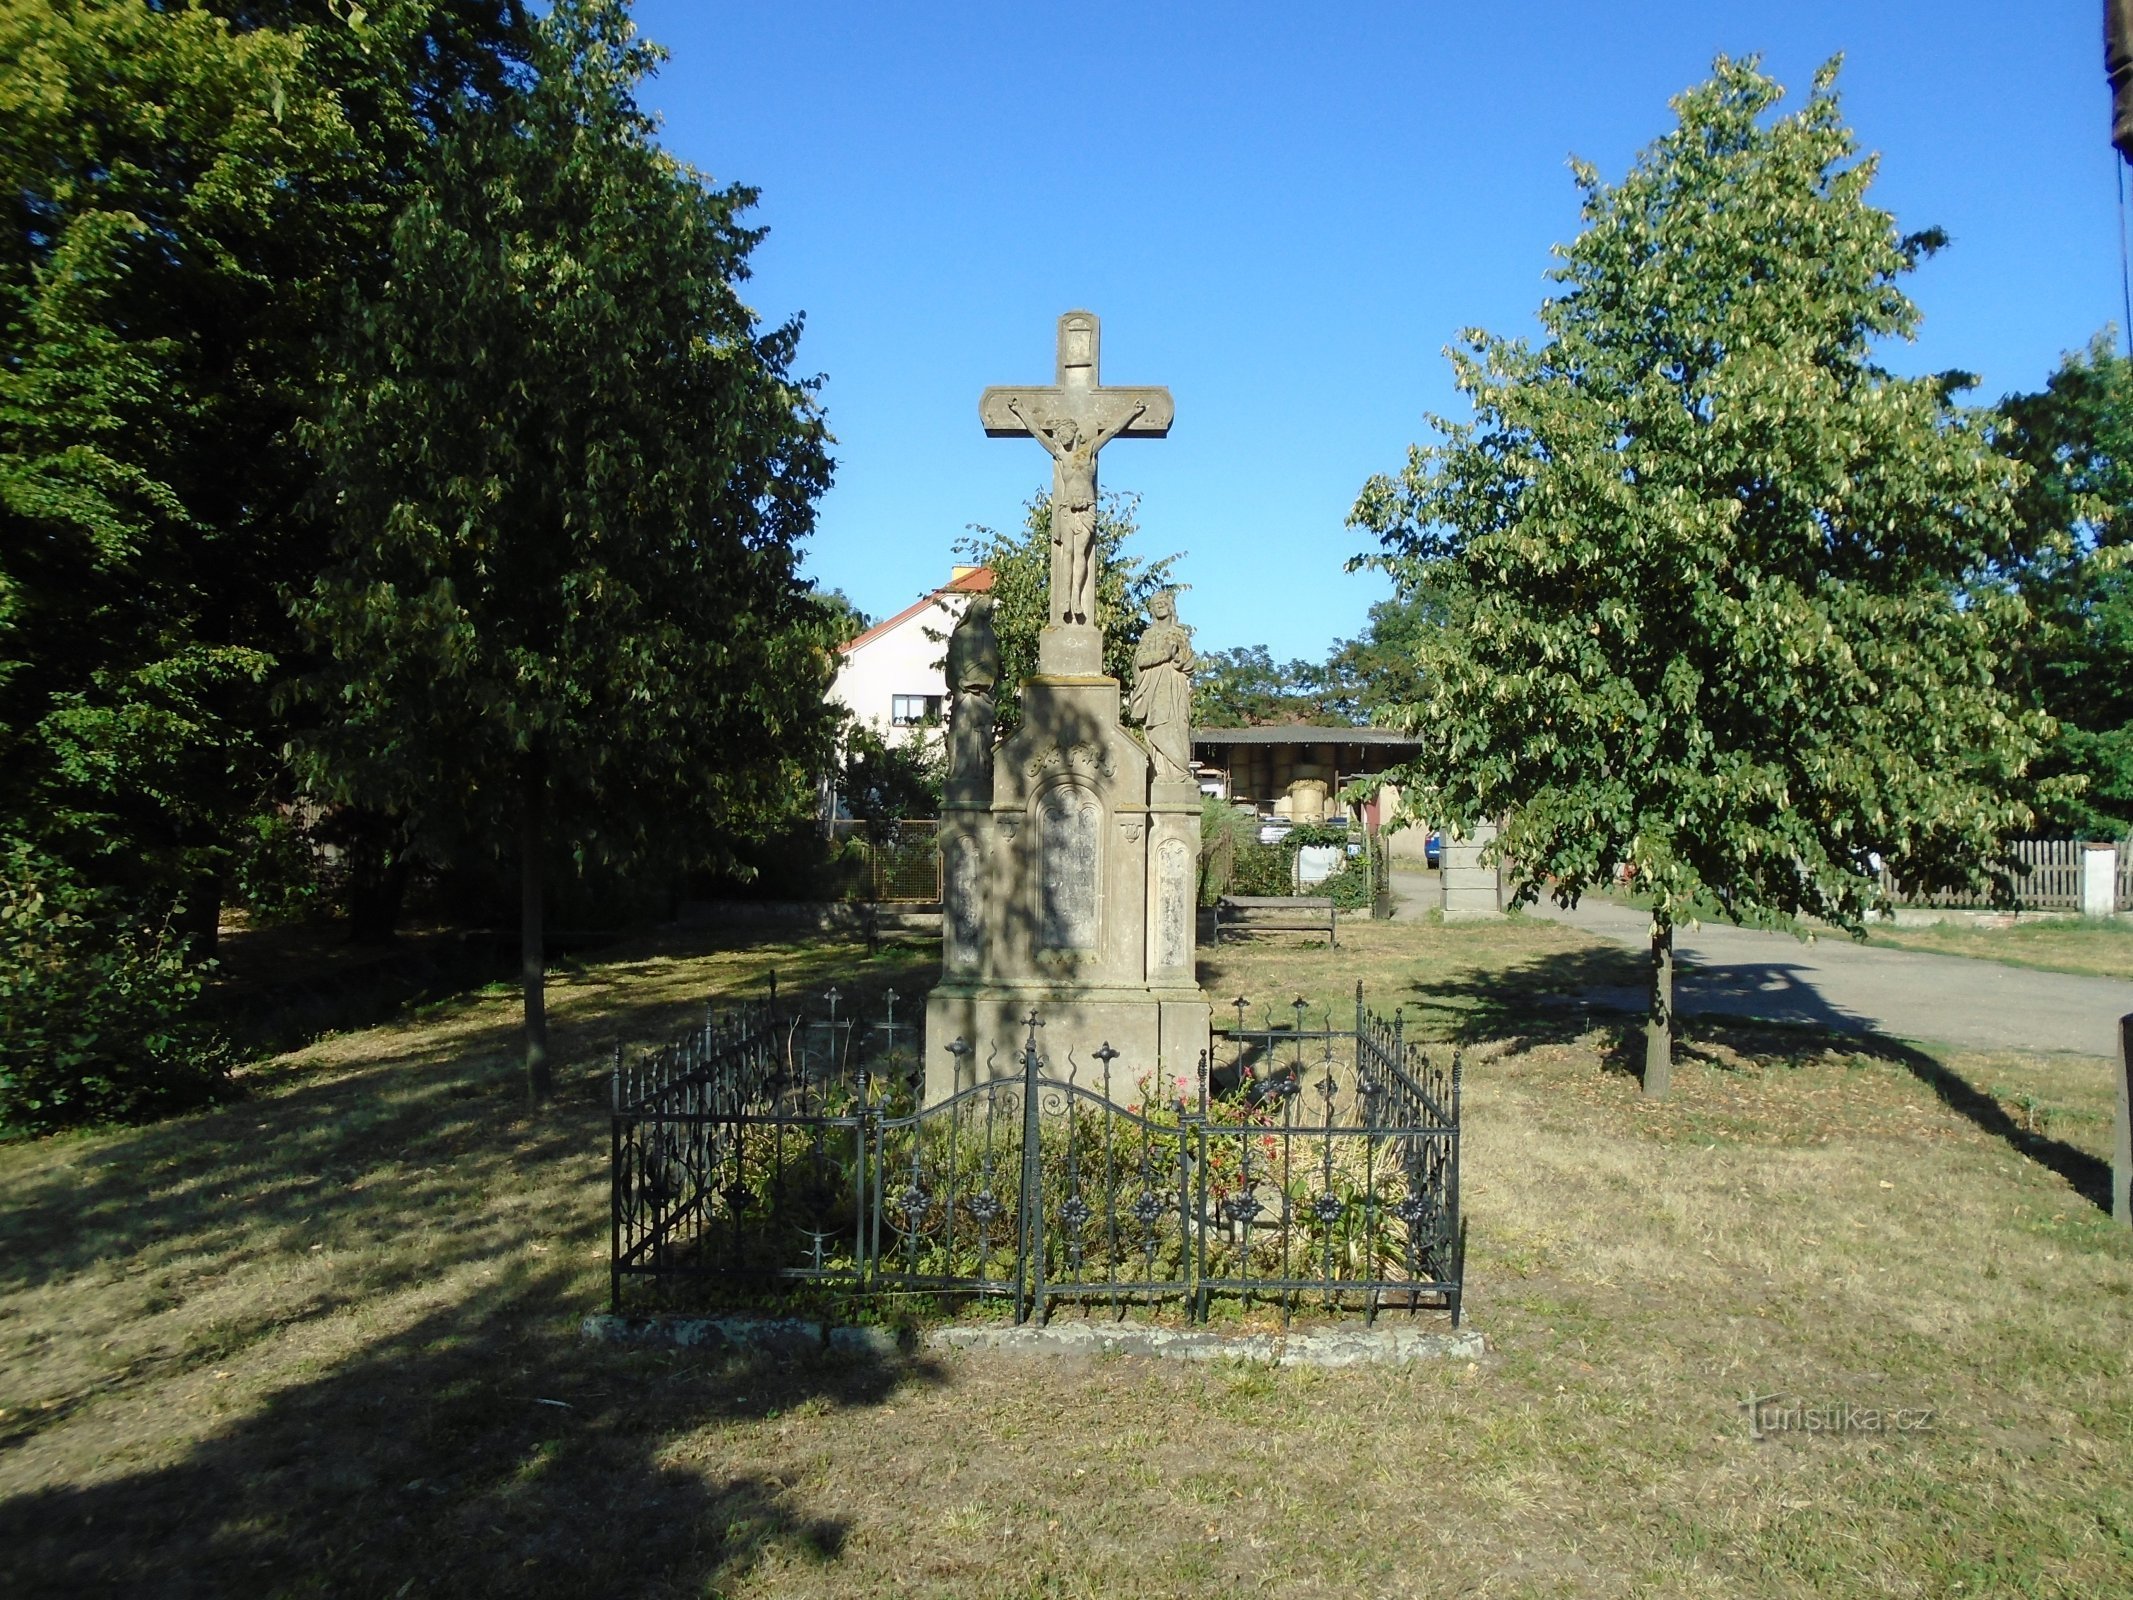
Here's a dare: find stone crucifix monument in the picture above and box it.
[924,310,1212,1101]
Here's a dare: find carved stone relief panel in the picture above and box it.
[1038,785,1101,950]
[1023,741,1118,783]
[946,833,983,970]
[1156,836,1191,972]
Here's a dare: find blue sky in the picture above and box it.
[631,1,2121,663]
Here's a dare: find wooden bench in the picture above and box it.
[1213,894,1338,948]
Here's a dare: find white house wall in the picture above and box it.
[829,591,969,748]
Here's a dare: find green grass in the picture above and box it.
[1863,915,2133,981]
[1596,878,2133,983]
[2,918,2128,1597]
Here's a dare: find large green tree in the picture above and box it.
[0,1,529,1126]
[1191,646,1340,728]
[1992,334,2133,834]
[293,0,836,1100]
[1352,56,2047,1098]
[0,1,530,940]
[1323,591,1445,726]
[1189,590,1443,729]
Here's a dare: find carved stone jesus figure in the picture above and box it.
[980,314,1172,670]
[1127,590,1195,784]
[1006,394,1145,625]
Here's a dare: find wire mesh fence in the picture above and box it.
[825,819,941,903]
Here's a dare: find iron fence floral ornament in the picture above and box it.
[610,979,1462,1326]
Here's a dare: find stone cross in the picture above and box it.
[980,311,1171,664]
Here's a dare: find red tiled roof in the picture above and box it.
[838,566,994,655]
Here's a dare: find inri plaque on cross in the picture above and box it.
[981,312,1172,671]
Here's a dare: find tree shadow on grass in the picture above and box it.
[0,1262,942,1599]
[0,932,972,1596]
[1,938,940,1301]
[209,919,940,1068]
[1403,944,2114,1213]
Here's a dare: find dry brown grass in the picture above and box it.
[2,918,2129,1597]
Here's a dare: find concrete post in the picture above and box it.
[2117,1014,2132,1229]
[1439,821,1502,917]
[2082,842,2117,919]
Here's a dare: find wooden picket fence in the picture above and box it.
[1877,838,2094,913]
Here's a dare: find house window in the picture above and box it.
[891,694,943,727]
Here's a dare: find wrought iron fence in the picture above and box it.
[611,980,1463,1326]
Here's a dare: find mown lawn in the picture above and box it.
[1864,914,2133,981]
[2,919,2127,1598]
[1593,876,2133,984]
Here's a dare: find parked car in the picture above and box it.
[1256,815,1294,845]
[1425,830,1443,868]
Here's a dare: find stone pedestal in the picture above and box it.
[1038,619,1104,677]
[926,659,1211,1102]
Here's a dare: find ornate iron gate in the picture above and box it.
[611,982,1462,1325]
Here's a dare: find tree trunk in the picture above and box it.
[347,845,411,947]
[175,869,222,964]
[521,764,551,1103]
[1645,912,1673,1100]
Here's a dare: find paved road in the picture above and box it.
[1389,873,2130,1058]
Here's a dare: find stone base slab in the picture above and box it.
[582,1313,1484,1368]
[929,1320,1484,1367]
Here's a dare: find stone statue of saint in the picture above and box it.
[944,594,999,797]
[1127,590,1195,785]
[1005,394,1146,626]
[946,593,998,697]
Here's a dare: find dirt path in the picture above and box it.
[1390,873,2131,1058]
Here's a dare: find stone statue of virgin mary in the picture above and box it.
[1127,590,1194,785]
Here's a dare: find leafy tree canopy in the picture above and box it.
[0,0,531,930]
[1193,589,1451,731]
[835,724,943,832]
[1323,590,1446,726]
[1192,646,1341,728]
[1351,55,2050,1092]
[0,0,531,1125]
[1992,334,2133,834]
[292,0,836,1095]
[813,588,873,646]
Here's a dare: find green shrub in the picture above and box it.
[1190,803,1385,909]
[1283,821,1351,850]
[0,844,230,1134]
[1197,798,1257,904]
[1316,859,1374,910]
[1229,842,1293,896]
